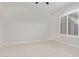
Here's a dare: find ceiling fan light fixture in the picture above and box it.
[35,2,49,5]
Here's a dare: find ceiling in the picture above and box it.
[2,2,71,14]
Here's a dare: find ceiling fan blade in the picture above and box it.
[35,2,39,4]
[35,2,49,5]
[45,2,49,5]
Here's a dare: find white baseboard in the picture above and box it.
[0,43,4,47]
[52,38,79,48]
[0,45,3,47]
[3,39,51,46]
[3,38,79,49]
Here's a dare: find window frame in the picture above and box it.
[59,9,79,38]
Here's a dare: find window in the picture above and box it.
[60,9,79,36]
[61,16,67,34]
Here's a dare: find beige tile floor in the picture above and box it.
[0,40,79,57]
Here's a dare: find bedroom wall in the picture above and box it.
[0,20,4,46]
[50,2,79,48]
[2,5,49,45]
[0,3,5,46]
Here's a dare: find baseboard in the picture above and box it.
[0,45,3,47]
[52,38,79,48]
[3,38,79,49]
[3,39,51,46]
[0,43,4,47]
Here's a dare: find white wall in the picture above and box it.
[2,2,79,47]
[50,2,79,48]
[0,3,5,46]
[1,5,49,44]
[0,20,4,46]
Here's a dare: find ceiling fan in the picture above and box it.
[35,2,49,5]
